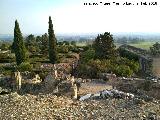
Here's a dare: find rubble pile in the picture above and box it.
[79,89,145,102]
[0,92,160,120]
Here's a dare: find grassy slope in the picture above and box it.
[129,41,155,50]
[116,41,155,50]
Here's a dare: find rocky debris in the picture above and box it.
[115,78,160,100]
[0,87,10,95]
[79,93,92,101]
[40,63,72,74]
[31,74,42,84]
[98,73,117,81]
[1,73,160,119]
[0,92,160,120]
[79,89,135,101]
[44,72,59,92]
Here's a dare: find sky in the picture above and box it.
[1,0,160,35]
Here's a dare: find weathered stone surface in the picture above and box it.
[79,89,135,101]
[44,73,59,92]
[79,93,92,101]
[73,84,78,99]
[15,71,22,91]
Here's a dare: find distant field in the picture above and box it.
[116,41,156,50]
[76,42,87,46]
[129,41,155,50]
[76,41,157,50]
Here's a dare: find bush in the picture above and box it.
[33,62,41,69]
[70,47,79,53]
[81,49,95,63]
[114,57,139,73]
[77,64,97,78]
[118,48,139,61]
[0,53,15,63]
[3,70,12,76]
[0,66,5,74]
[77,57,136,78]
[77,59,112,78]
[17,62,33,72]
[57,45,69,53]
[77,47,139,78]
[113,65,133,77]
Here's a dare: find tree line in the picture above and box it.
[12,16,58,66]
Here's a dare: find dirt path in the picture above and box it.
[79,82,113,95]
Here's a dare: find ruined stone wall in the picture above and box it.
[139,57,153,74]
[116,78,160,99]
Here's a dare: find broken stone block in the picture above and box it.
[15,71,22,91]
[79,94,92,101]
[73,84,78,99]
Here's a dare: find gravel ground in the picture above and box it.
[1,92,160,120]
[79,82,113,95]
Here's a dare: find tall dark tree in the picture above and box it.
[13,20,27,65]
[48,16,58,64]
[93,32,116,59]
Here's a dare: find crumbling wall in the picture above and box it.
[115,78,160,99]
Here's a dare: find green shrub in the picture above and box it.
[77,64,97,78]
[77,59,112,78]
[118,48,139,61]
[113,65,133,77]
[3,70,12,76]
[113,57,139,73]
[17,62,33,72]
[0,66,5,74]
[81,49,95,63]
[57,45,69,53]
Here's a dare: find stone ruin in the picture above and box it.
[0,71,43,94]
[14,71,22,91]
[0,62,80,97]
[43,66,80,99]
[31,74,42,84]
[73,83,78,99]
[44,72,59,93]
[79,89,135,101]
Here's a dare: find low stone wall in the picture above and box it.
[115,78,160,99]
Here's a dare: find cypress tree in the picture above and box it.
[48,16,58,64]
[13,20,27,65]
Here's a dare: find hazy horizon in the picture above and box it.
[1,0,160,34]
